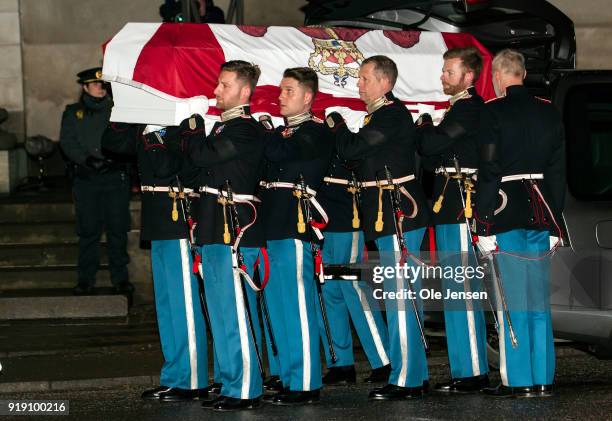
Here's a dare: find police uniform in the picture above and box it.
[184,106,265,409]
[258,112,332,404]
[417,86,489,390]
[330,91,431,398]
[317,154,391,383]
[474,85,565,397]
[59,67,131,295]
[101,122,209,400]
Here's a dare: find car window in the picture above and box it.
[565,84,612,200]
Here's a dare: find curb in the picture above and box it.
[0,375,159,394]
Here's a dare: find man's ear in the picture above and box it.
[304,90,314,107]
[240,84,252,102]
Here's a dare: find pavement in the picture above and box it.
[1,305,611,420]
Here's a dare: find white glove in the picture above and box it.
[143,124,166,135]
[187,95,209,118]
[476,235,498,256]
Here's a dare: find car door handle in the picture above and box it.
[595,220,612,249]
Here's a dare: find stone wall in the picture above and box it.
[0,0,24,142]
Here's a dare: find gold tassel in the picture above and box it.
[293,190,306,233]
[375,183,384,232]
[218,197,231,244]
[464,179,474,218]
[433,175,450,214]
[351,192,360,229]
[168,192,179,222]
[297,200,306,233]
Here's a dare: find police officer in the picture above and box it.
[317,154,391,385]
[101,121,210,401]
[326,55,431,400]
[258,67,332,405]
[474,49,565,398]
[416,47,490,393]
[59,67,132,296]
[184,60,265,411]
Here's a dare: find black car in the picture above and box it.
[307,0,612,360]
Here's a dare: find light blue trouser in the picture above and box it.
[375,229,429,388]
[200,244,263,399]
[264,239,322,392]
[151,239,208,389]
[319,231,390,369]
[495,229,554,387]
[436,223,489,378]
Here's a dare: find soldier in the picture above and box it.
[258,67,332,404]
[317,151,391,385]
[416,46,490,393]
[326,55,431,400]
[59,67,133,296]
[101,121,210,401]
[474,49,565,398]
[184,60,265,411]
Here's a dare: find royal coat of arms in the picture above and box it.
[301,28,367,88]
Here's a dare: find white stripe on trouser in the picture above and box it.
[392,235,409,386]
[459,224,481,376]
[495,284,508,385]
[179,239,198,389]
[231,249,251,399]
[295,240,311,390]
[350,231,389,366]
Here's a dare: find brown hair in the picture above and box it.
[443,46,483,81]
[362,55,398,87]
[283,67,319,95]
[220,60,261,94]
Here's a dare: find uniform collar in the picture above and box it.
[220,104,250,122]
[366,92,394,114]
[505,84,528,97]
[449,87,473,106]
[284,111,312,128]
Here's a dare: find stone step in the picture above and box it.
[0,202,75,224]
[0,222,79,245]
[0,200,141,225]
[0,289,129,320]
[0,266,111,290]
[0,243,107,267]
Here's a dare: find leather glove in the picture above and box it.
[416,113,433,127]
[325,111,345,132]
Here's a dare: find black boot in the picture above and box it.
[531,384,554,398]
[263,387,288,403]
[363,364,391,383]
[208,382,222,394]
[113,280,134,294]
[73,283,95,296]
[263,375,283,392]
[272,389,320,405]
[213,396,261,411]
[201,395,224,409]
[158,387,208,402]
[322,365,356,385]
[368,384,425,400]
[482,383,534,398]
[141,385,171,400]
[434,374,490,393]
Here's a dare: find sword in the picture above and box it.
[174,176,213,336]
[298,174,338,364]
[383,166,429,353]
[224,180,265,378]
[451,158,518,349]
